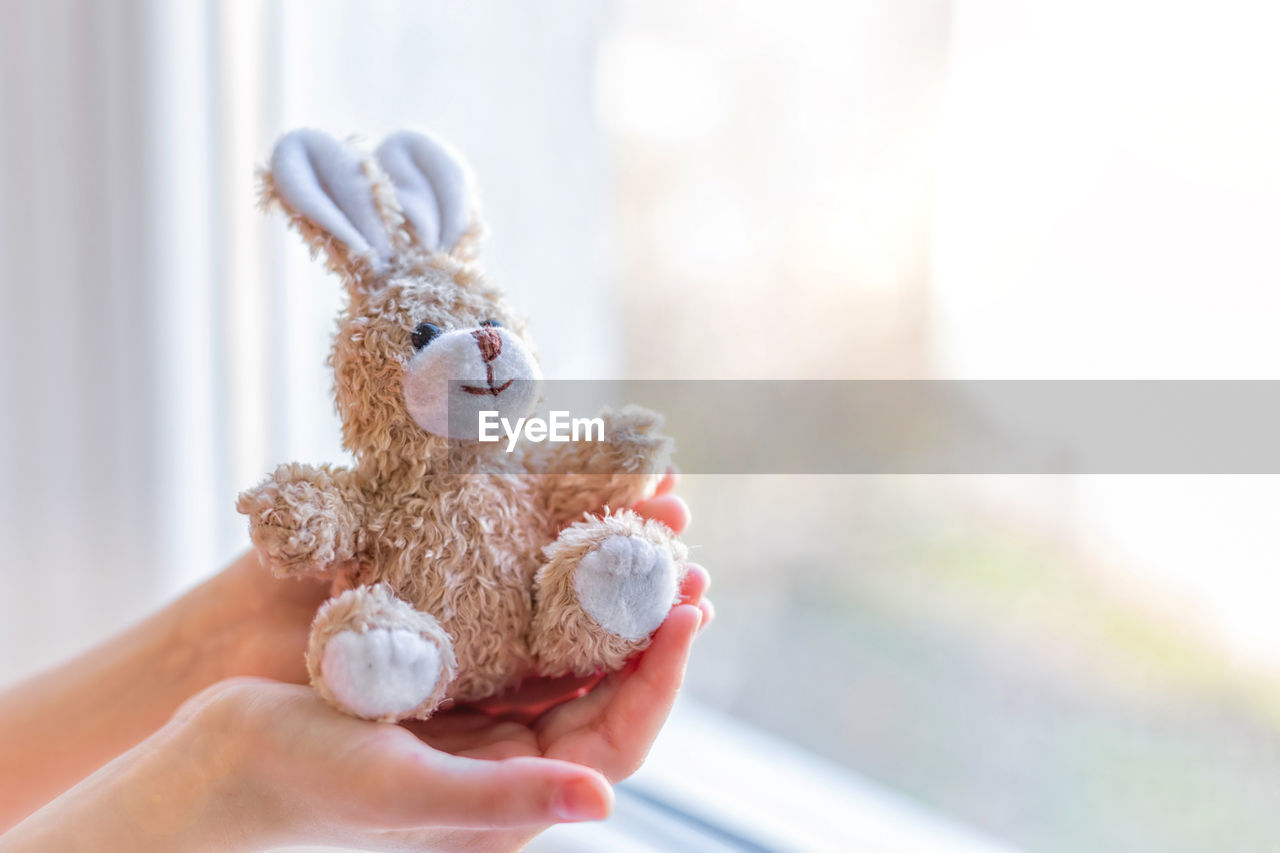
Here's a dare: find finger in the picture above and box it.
[592,604,701,781]
[379,751,614,827]
[531,661,633,743]
[678,563,710,604]
[632,494,690,533]
[224,684,610,831]
[449,720,540,760]
[407,717,535,756]
[466,674,603,720]
[653,468,679,496]
[402,709,495,740]
[456,739,539,760]
[530,603,701,750]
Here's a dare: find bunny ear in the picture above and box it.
[264,129,396,276]
[376,131,479,257]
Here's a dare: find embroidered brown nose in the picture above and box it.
[473,327,503,362]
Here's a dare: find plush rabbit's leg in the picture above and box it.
[530,509,687,677]
[308,584,457,722]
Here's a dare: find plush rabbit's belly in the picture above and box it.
[361,484,554,702]
[405,542,544,702]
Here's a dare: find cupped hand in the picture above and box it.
[166,678,616,851]
[103,598,705,852]
[1,544,710,853]
[154,470,707,847]
[410,603,704,783]
[0,472,710,852]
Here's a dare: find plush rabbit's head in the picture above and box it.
[262,129,542,462]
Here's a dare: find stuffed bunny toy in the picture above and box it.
[236,129,686,722]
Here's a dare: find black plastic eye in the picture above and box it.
[411,322,441,350]
[480,319,501,328]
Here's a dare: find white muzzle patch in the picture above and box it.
[402,327,542,440]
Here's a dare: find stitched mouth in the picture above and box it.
[461,378,514,396]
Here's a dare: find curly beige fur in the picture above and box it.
[237,132,685,721]
[238,463,366,578]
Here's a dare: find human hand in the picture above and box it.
[0,600,704,852]
[0,454,707,838]
[258,587,705,851]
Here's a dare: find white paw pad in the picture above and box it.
[574,534,679,641]
[321,628,442,719]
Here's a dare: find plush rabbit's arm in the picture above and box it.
[530,405,674,525]
[236,463,367,578]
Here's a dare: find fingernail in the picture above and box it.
[554,778,610,822]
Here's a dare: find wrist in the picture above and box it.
[0,703,270,853]
[0,572,239,831]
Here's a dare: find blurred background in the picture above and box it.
[3,1,1280,851]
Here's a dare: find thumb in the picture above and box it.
[376,751,615,828]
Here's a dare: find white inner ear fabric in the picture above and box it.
[377,131,474,252]
[271,129,393,264]
[376,135,442,249]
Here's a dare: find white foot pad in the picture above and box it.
[574,534,679,641]
[321,628,442,719]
